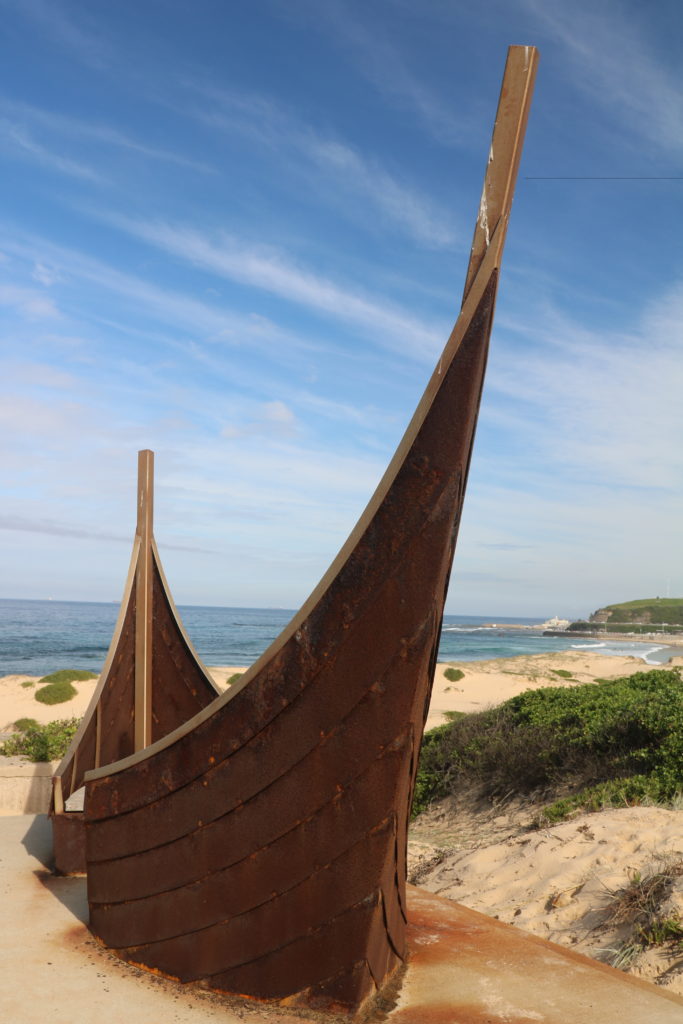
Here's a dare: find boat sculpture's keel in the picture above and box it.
[82,46,538,1017]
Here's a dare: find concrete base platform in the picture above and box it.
[2,815,682,1023]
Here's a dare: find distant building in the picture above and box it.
[541,616,570,630]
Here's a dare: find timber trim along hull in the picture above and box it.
[82,47,538,1016]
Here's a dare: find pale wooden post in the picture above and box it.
[462,45,538,304]
[134,449,154,750]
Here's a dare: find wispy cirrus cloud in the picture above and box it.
[522,0,683,160]
[88,212,442,359]
[0,282,61,319]
[0,513,215,552]
[192,86,457,248]
[1,119,104,182]
[486,284,683,492]
[283,0,470,145]
[0,0,113,69]
[0,99,213,174]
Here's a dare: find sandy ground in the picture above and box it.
[0,665,246,732]
[2,650,681,733]
[409,803,683,994]
[2,652,682,995]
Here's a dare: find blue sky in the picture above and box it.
[1,0,682,618]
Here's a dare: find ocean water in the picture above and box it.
[0,599,675,678]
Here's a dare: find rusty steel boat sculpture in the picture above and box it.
[51,450,222,873]
[72,46,537,1017]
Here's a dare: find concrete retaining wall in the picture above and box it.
[0,758,56,814]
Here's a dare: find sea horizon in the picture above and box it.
[0,598,677,678]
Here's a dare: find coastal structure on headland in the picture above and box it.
[484,617,570,631]
[51,46,539,1018]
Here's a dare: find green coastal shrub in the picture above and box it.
[33,668,96,706]
[412,668,683,819]
[14,717,39,732]
[444,667,465,683]
[38,669,97,685]
[550,669,574,679]
[0,718,80,761]
[227,673,243,685]
[35,680,78,705]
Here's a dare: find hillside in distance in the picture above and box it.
[589,598,683,626]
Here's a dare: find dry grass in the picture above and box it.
[603,854,683,969]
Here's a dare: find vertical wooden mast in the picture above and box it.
[134,449,154,751]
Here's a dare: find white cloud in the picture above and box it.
[1,119,104,182]
[286,0,470,145]
[0,98,213,174]
[91,213,441,359]
[0,284,61,319]
[523,0,683,160]
[2,0,112,70]
[222,400,299,439]
[192,86,457,248]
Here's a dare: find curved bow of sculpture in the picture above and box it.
[81,46,538,1018]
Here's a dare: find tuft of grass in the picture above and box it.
[38,669,96,685]
[14,717,39,732]
[227,673,243,685]
[33,669,96,705]
[443,710,466,722]
[0,718,80,761]
[550,669,574,679]
[604,856,683,969]
[444,667,464,683]
[412,668,683,819]
[35,680,77,705]
[20,680,35,688]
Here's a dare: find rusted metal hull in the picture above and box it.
[51,454,221,872]
[82,46,538,1016]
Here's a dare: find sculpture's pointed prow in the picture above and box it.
[82,46,538,1018]
[50,451,221,873]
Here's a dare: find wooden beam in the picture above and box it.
[462,45,538,304]
[134,450,154,751]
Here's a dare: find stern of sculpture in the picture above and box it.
[51,810,87,875]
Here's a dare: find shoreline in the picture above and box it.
[3,648,680,734]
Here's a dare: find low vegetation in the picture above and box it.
[38,669,97,685]
[227,672,243,685]
[412,668,683,820]
[444,667,465,683]
[0,717,80,761]
[33,668,96,705]
[604,855,683,969]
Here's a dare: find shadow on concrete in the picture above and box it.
[23,814,88,921]
[21,812,53,868]
[34,867,88,923]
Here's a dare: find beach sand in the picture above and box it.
[2,650,681,733]
[1,651,682,992]
[410,804,683,994]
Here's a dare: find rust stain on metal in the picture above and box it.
[78,46,539,1017]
